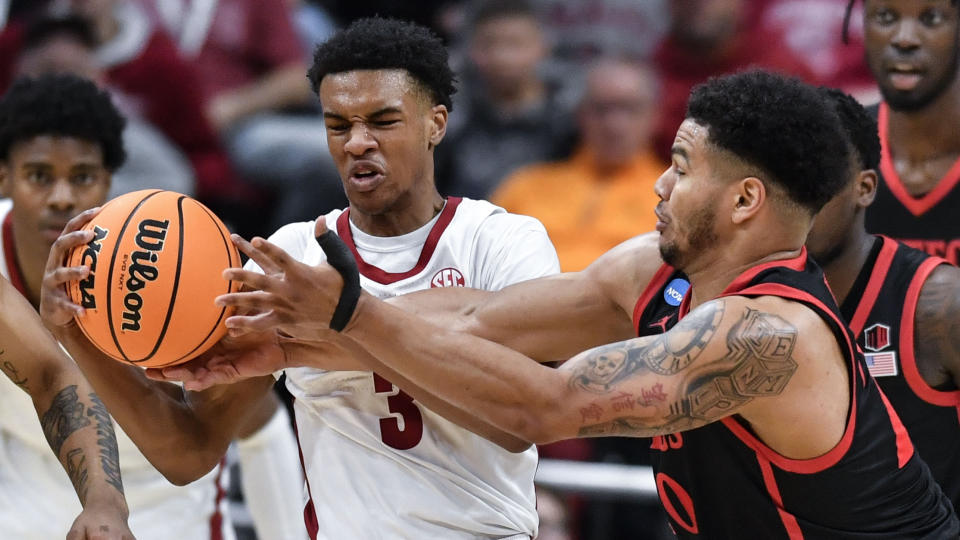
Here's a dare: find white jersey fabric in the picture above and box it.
[0,198,233,540]
[256,197,560,539]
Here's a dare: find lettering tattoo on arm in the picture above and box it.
[65,448,90,504]
[0,350,28,391]
[41,385,91,456]
[87,393,124,495]
[569,303,799,437]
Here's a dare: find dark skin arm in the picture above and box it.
[40,209,275,486]
[0,277,134,539]
[913,263,960,389]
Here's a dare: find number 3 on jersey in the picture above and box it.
[373,373,424,450]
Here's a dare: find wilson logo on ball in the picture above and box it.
[121,219,169,332]
[77,225,109,309]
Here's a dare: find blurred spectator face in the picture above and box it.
[319,69,447,217]
[578,61,658,169]
[469,14,546,97]
[669,0,745,50]
[17,34,102,82]
[863,0,960,111]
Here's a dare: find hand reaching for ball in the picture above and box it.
[39,207,102,331]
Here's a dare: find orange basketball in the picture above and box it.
[67,190,241,368]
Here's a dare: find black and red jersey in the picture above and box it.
[839,235,960,514]
[865,103,960,265]
[631,250,957,538]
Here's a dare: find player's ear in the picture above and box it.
[427,104,448,150]
[730,176,765,224]
[856,169,878,208]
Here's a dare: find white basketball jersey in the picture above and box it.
[259,198,559,539]
[0,198,232,540]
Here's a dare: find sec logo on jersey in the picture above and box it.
[431,267,465,288]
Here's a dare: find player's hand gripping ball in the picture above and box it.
[66,190,241,368]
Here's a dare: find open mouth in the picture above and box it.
[887,65,924,91]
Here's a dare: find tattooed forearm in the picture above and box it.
[87,393,124,495]
[41,385,91,457]
[65,448,90,504]
[568,301,725,393]
[575,307,799,437]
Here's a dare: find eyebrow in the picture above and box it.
[323,106,404,121]
[671,145,690,163]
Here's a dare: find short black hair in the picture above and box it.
[470,0,538,30]
[685,70,849,213]
[23,14,97,51]
[0,74,126,171]
[307,17,457,111]
[820,87,880,171]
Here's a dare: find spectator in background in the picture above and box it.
[148,0,344,234]
[15,14,195,199]
[438,0,575,200]
[754,0,877,100]
[493,59,664,271]
[535,486,573,540]
[0,0,54,90]
[653,0,815,160]
[50,0,248,215]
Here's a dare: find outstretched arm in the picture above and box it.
[40,209,274,486]
[386,234,660,362]
[0,278,133,539]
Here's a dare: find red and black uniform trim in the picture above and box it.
[840,235,960,514]
[632,250,957,538]
[865,103,960,265]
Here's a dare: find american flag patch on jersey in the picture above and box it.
[865,351,898,377]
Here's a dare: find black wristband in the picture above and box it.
[315,230,361,332]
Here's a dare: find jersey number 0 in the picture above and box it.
[373,373,424,450]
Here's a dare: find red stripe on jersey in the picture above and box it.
[1,212,28,297]
[337,197,462,285]
[848,236,899,335]
[719,283,858,474]
[208,458,226,540]
[632,263,676,333]
[875,384,915,468]
[756,454,805,540]
[291,404,319,540]
[900,258,960,408]
[878,103,960,217]
[723,248,808,297]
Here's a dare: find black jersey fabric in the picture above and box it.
[865,103,960,265]
[839,235,960,515]
[630,249,957,539]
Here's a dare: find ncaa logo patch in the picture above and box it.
[431,267,465,288]
[663,278,689,307]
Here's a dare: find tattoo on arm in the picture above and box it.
[65,448,90,504]
[41,385,91,456]
[87,393,124,495]
[571,304,799,437]
[915,271,960,387]
[0,350,29,391]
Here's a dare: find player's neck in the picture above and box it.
[819,228,875,306]
[683,243,805,310]
[349,191,446,237]
[887,79,960,162]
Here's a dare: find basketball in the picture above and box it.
[66,190,241,368]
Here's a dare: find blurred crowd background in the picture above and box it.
[0,1,880,538]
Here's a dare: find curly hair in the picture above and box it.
[820,88,880,171]
[307,17,457,111]
[685,70,849,213]
[0,74,126,171]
